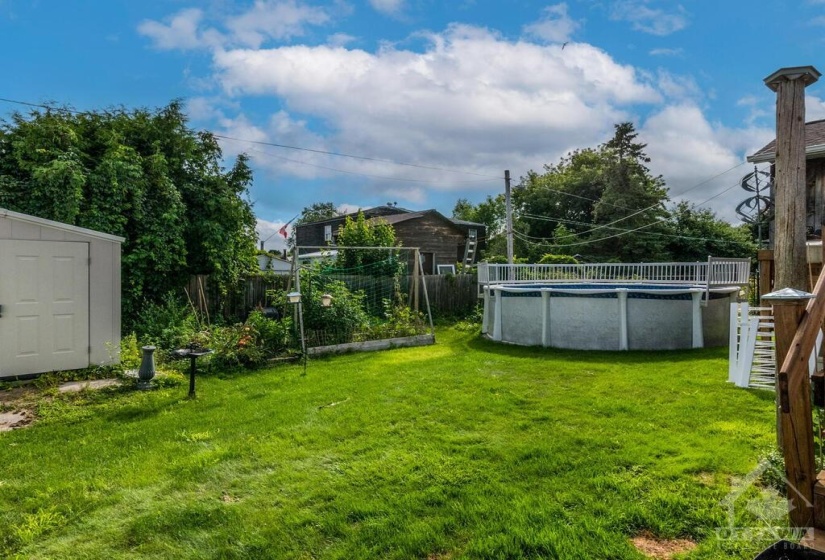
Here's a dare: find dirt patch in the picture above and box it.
[632,533,697,559]
[694,471,715,486]
[0,384,38,405]
[0,410,33,432]
[0,378,121,432]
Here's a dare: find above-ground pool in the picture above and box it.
[482,283,739,351]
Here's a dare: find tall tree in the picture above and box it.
[590,123,669,261]
[297,202,339,224]
[0,102,257,328]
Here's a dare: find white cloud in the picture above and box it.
[641,104,773,221]
[649,47,683,57]
[523,3,581,43]
[327,32,356,47]
[337,203,362,214]
[611,1,689,36]
[807,95,825,121]
[736,95,771,126]
[369,0,405,16]
[208,24,663,197]
[226,0,331,48]
[138,8,224,50]
[654,70,701,101]
[139,1,332,51]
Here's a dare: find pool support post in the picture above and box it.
[617,290,628,351]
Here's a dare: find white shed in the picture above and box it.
[0,208,123,379]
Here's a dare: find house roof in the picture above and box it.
[748,119,825,163]
[0,207,125,243]
[371,210,430,225]
[368,209,480,233]
[296,205,411,227]
[450,218,486,228]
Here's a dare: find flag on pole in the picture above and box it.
[279,214,298,239]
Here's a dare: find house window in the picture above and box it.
[469,228,477,238]
[324,225,332,242]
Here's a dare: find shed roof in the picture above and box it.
[748,119,825,163]
[0,207,125,243]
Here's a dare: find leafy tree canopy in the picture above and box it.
[335,211,402,276]
[460,121,754,263]
[664,201,756,261]
[452,195,505,235]
[0,101,257,329]
[297,202,339,224]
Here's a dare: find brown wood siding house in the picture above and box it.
[295,206,410,251]
[747,119,825,291]
[295,206,486,273]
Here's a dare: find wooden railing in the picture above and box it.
[770,271,825,530]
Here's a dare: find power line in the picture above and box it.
[214,134,503,179]
[0,95,504,181]
[222,138,499,185]
[513,220,664,248]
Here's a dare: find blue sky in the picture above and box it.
[2,0,825,251]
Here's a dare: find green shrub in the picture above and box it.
[245,311,294,355]
[537,253,579,265]
[209,323,265,370]
[132,293,199,349]
[483,256,529,264]
[295,266,371,345]
[120,333,141,369]
[367,299,426,338]
[206,312,296,370]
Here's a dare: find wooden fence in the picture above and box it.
[185,273,479,321]
[422,274,480,317]
[185,274,292,320]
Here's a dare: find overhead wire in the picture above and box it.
[0,96,505,181]
[219,137,500,185]
[0,94,764,242]
[514,178,751,249]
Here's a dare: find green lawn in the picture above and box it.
[0,328,778,559]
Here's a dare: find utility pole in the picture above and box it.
[505,169,513,266]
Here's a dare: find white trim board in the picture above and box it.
[0,208,124,244]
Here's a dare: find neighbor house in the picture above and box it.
[256,253,292,274]
[294,205,486,274]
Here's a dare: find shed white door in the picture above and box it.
[0,241,89,377]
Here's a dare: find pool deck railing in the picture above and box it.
[478,257,751,294]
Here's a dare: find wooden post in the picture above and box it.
[765,66,821,291]
[758,249,774,300]
[413,248,420,313]
[505,170,513,267]
[764,290,817,530]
